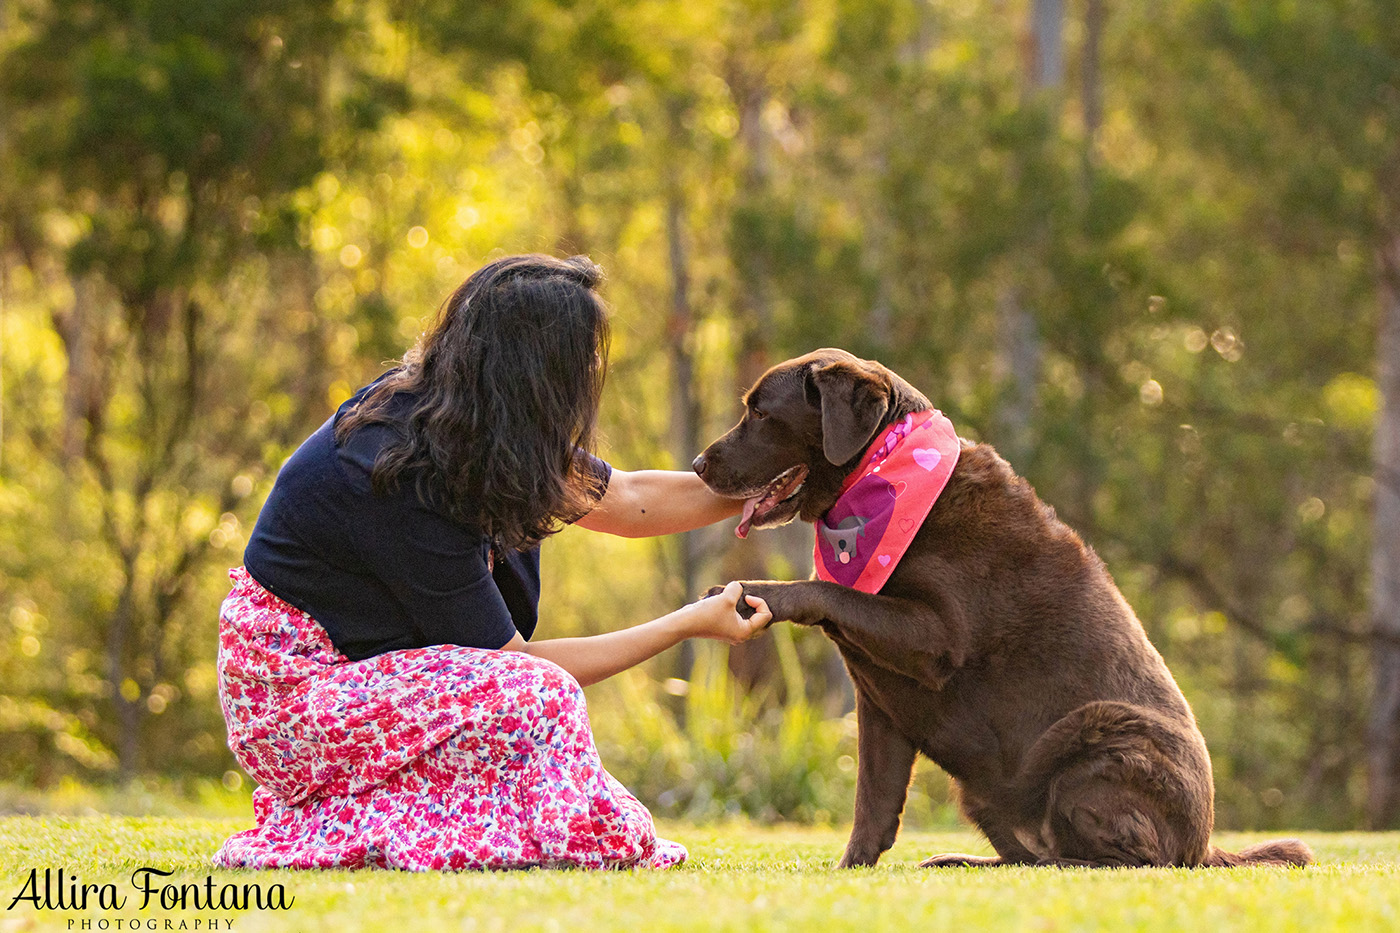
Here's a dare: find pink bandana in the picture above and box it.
[812,410,960,593]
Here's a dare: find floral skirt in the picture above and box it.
[212,567,686,871]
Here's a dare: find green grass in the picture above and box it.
[1,819,1398,932]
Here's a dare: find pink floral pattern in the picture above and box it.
[213,567,686,871]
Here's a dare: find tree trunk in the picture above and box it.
[995,282,1041,465]
[665,108,702,677]
[995,0,1063,465]
[0,262,6,478]
[1069,0,1107,534]
[1368,234,1400,829]
[56,277,97,462]
[724,76,780,691]
[1081,0,1104,175]
[0,0,6,471]
[107,555,142,778]
[1028,0,1065,89]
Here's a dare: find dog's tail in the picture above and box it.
[1201,839,1313,868]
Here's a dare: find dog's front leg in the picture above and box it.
[837,690,918,868]
[734,580,969,687]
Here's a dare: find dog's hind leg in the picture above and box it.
[1012,701,1213,868]
[837,691,918,868]
[1042,775,1177,867]
[919,787,1037,868]
[924,777,1176,868]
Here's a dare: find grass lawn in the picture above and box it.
[2,818,1398,932]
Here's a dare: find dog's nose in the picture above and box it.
[692,453,708,477]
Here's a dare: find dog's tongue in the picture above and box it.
[736,496,760,539]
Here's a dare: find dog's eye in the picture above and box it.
[751,408,767,420]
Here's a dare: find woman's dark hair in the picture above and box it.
[336,253,610,551]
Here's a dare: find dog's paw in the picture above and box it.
[836,845,883,869]
[702,583,761,620]
[919,853,1004,868]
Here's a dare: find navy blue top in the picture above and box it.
[243,373,610,661]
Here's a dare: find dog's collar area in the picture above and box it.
[812,410,960,593]
[836,411,931,497]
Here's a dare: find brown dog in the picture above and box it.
[695,348,1311,869]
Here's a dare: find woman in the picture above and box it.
[214,254,769,871]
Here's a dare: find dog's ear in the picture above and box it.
[810,359,891,465]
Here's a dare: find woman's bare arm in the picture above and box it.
[574,469,742,538]
[499,582,769,686]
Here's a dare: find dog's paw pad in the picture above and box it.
[919,853,1000,868]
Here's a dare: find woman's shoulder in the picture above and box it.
[335,368,411,425]
[332,369,418,483]
[331,371,481,532]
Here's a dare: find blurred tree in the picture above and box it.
[0,0,396,775]
[0,0,1392,830]
[1178,0,1400,829]
[993,0,1060,465]
[1373,223,1400,828]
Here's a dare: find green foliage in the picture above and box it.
[0,776,252,818]
[1,0,1396,829]
[0,0,400,780]
[595,647,860,824]
[590,643,960,827]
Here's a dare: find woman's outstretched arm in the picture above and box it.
[574,468,742,538]
[499,582,769,686]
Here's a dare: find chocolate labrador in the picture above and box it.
[695,348,1311,869]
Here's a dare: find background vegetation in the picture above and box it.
[2,0,1399,832]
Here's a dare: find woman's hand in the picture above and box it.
[507,581,770,687]
[684,581,772,644]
